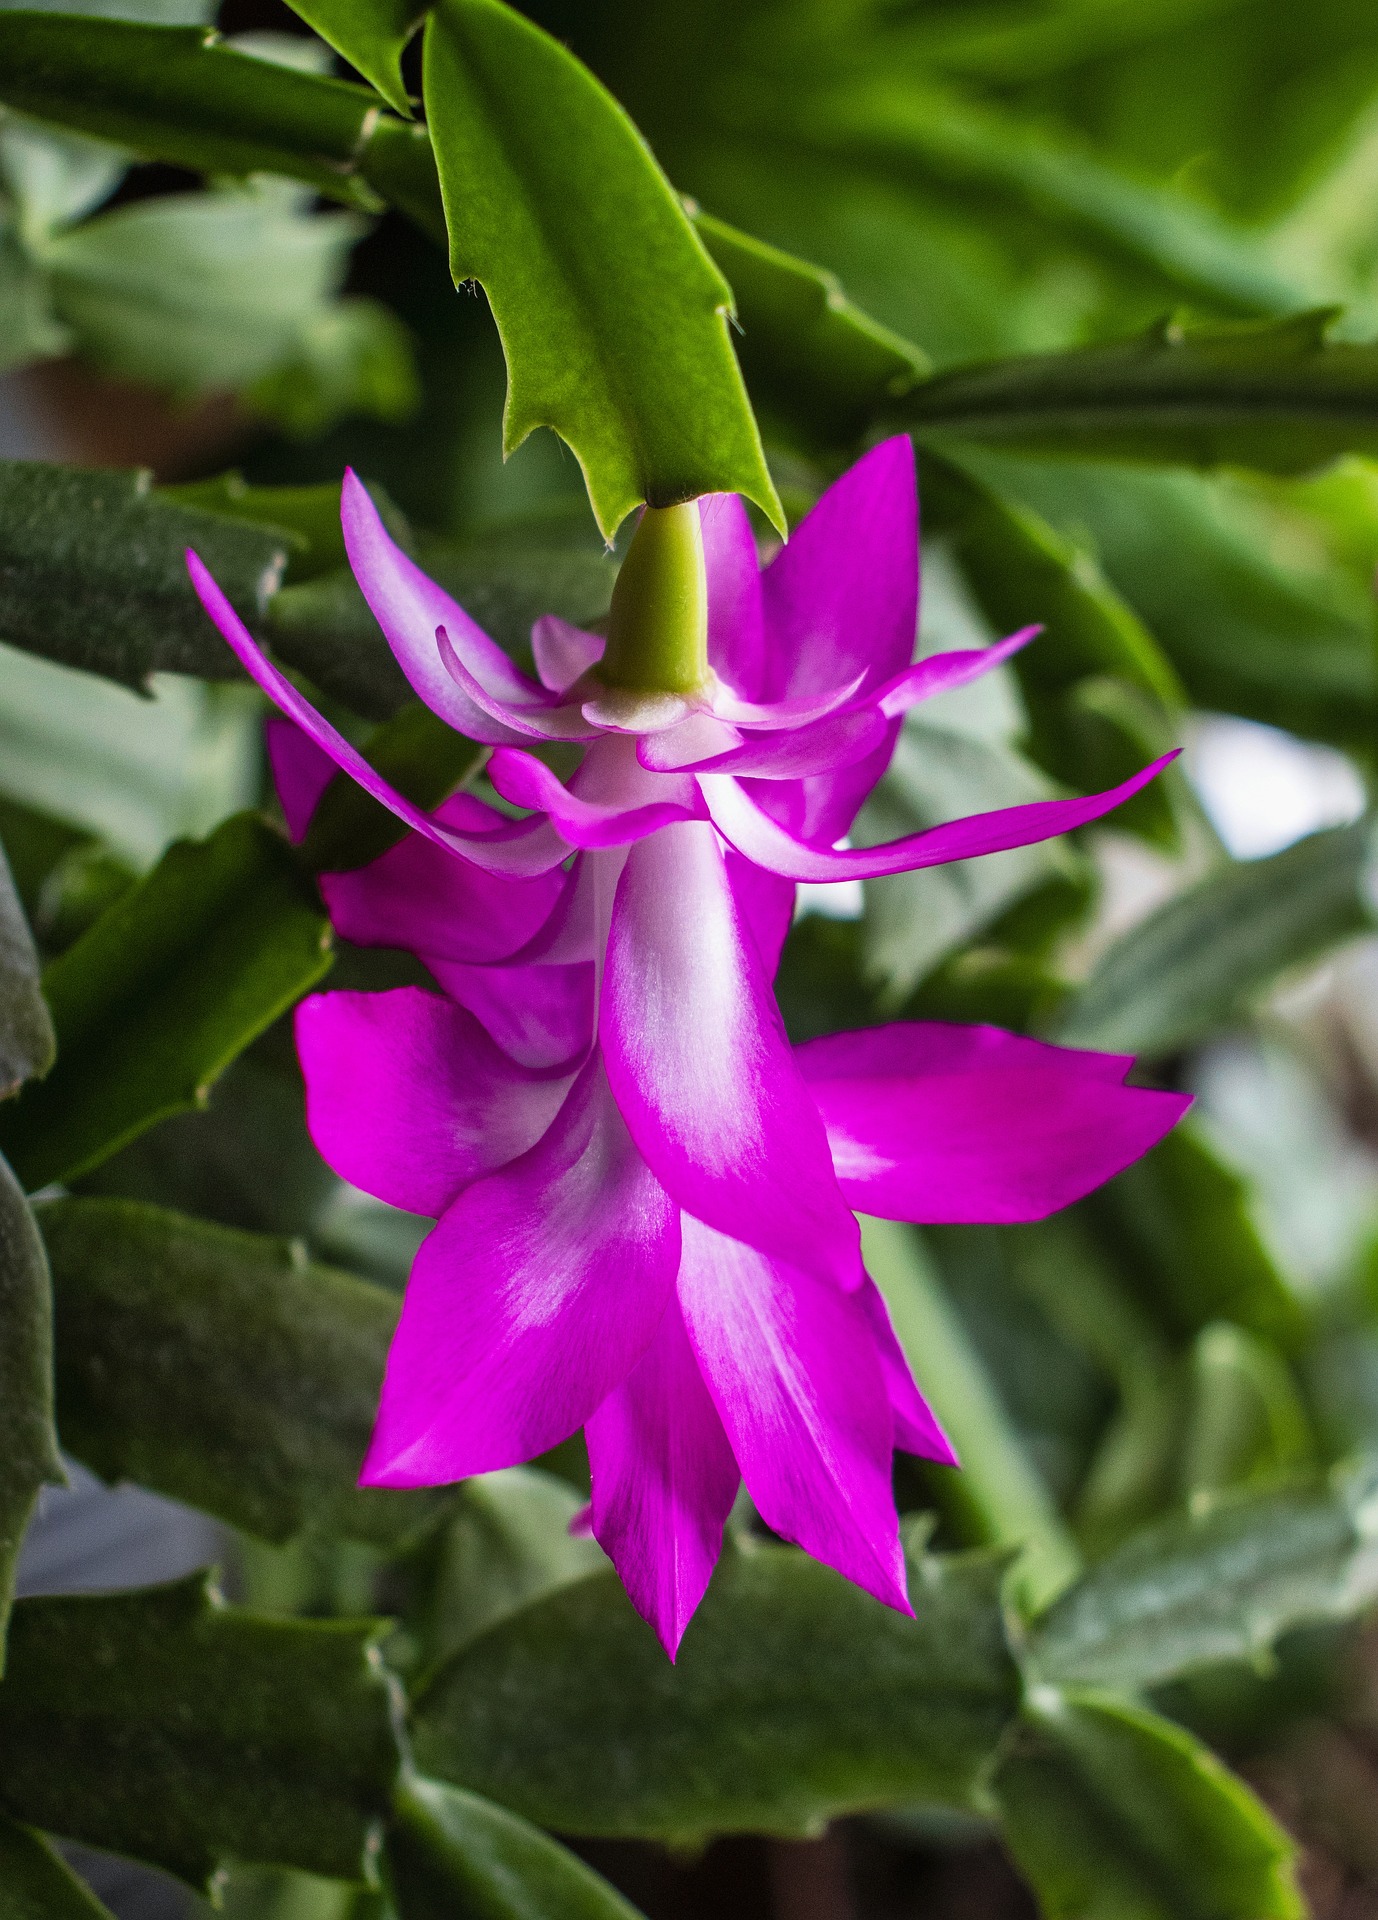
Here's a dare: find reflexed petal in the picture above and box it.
[587,1295,740,1659]
[322,794,569,964]
[532,614,605,694]
[438,629,601,741]
[601,820,860,1284]
[636,712,742,773]
[703,752,1180,882]
[361,1057,680,1485]
[875,626,1039,718]
[653,705,888,779]
[266,716,335,843]
[487,746,704,848]
[798,1021,1191,1222]
[678,1215,910,1613]
[426,956,595,1070]
[186,552,568,877]
[858,1277,957,1465]
[700,492,765,699]
[726,849,794,980]
[296,988,575,1217]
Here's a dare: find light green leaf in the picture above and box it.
[387,1775,642,1920]
[1178,1323,1316,1505]
[0,1573,400,1887]
[247,296,420,439]
[0,1813,117,1920]
[0,841,53,1098]
[39,1196,452,1548]
[901,312,1378,474]
[0,813,332,1191]
[421,0,780,540]
[411,1531,1020,1841]
[1027,1458,1378,1693]
[284,0,425,115]
[1055,820,1374,1058]
[0,461,287,689]
[995,1688,1302,1920]
[0,1152,63,1663]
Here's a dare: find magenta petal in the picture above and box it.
[601,820,860,1285]
[675,705,889,779]
[700,492,766,700]
[488,747,704,848]
[703,751,1181,882]
[636,712,743,773]
[876,626,1039,718]
[677,1215,911,1614]
[322,799,568,964]
[296,988,574,1217]
[437,629,600,742]
[360,1057,680,1485]
[859,1277,958,1466]
[586,1294,740,1658]
[532,614,605,694]
[186,552,567,877]
[798,1021,1191,1223]
[266,716,336,843]
[726,849,795,980]
[425,957,594,1069]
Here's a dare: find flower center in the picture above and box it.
[596,501,709,697]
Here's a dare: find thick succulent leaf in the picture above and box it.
[1081,1126,1302,1352]
[0,1573,400,1888]
[1056,820,1374,1059]
[421,0,780,540]
[0,461,287,690]
[0,15,442,231]
[410,1530,1020,1841]
[0,1153,62,1664]
[1027,1458,1378,1694]
[995,1689,1302,1920]
[861,1216,1081,1615]
[0,1813,117,1920]
[387,1775,643,1920]
[692,211,930,454]
[38,1197,452,1548]
[283,0,427,116]
[0,842,53,1099]
[0,814,332,1192]
[901,312,1378,475]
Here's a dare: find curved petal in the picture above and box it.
[322,800,569,964]
[438,630,601,742]
[532,614,605,694]
[636,712,742,773]
[726,849,794,981]
[601,819,861,1285]
[677,1215,910,1614]
[425,956,595,1070]
[341,470,555,742]
[798,1021,1191,1222]
[647,705,888,779]
[875,626,1039,719]
[266,717,336,843]
[586,1294,740,1659]
[709,670,868,731]
[703,752,1180,882]
[487,747,704,848]
[187,552,568,877]
[360,1057,681,1485]
[859,1277,957,1465]
[296,988,575,1218]
[700,492,765,699]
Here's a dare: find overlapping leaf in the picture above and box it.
[0,1152,62,1663]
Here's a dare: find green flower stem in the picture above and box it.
[861,1214,1082,1614]
[597,502,709,695]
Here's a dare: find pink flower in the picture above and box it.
[190,439,1187,1655]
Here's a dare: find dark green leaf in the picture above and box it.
[421,0,780,540]
[0,813,332,1191]
[1081,1127,1303,1351]
[0,460,287,689]
[284,0,426,116]
[0,840,53,1097]
[0,1573,400,1887]
[411,1530,1020,1841]
[0,1812,117,1920]
[1027,1458,1378,1693]
[692,211,930,455]
[159,475,346,581]
[1177,1323,1316,1505]
[1055,821,1374,1058]
[39,1196,451,1548]
[0,1151,62,1664]
[901,312,1378,475]
[387,1775,643,1920]
[995,1689,1302,1919]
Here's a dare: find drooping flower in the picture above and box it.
[190,438,1188,1655]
